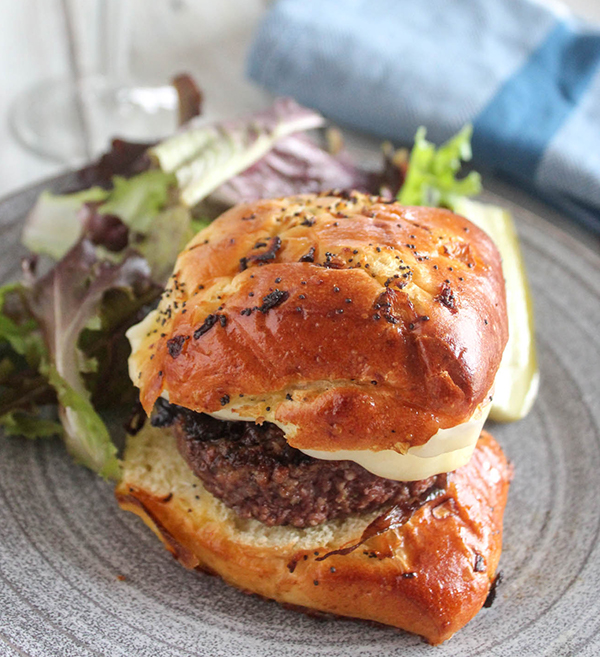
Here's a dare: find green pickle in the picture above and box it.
[454,198,540,422]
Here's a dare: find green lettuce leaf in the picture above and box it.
[0,410,63,440]
[135,205,196,284]
[397,125,481,208]
[0,282,46,367]
[24,239,153,478]
[190,217,212,234]
[151,98,325,207]
[22,170,175,262]
[0,284,50,428]
[79,285,161,409]
[44,364,120,479]
[99,170,176,233]
[0,356,55,432]
[22,187,109,259]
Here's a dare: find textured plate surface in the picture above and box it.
[1,176,600,656]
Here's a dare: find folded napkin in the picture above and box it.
[247,0,600,234]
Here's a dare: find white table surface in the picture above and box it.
[0,0,599,199]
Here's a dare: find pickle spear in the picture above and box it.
[454,197,539,422]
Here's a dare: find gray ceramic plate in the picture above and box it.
[1,175,599,656]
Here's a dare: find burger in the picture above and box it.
[116,191,512,644]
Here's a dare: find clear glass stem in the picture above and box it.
[59,0,93,160]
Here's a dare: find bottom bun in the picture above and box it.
[116,425,512,645]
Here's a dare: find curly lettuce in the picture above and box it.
[398,125,481,208]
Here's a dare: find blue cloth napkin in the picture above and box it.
[247,0,600,235]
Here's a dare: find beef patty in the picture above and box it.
[151,400,448,528]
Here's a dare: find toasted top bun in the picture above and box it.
[129,192,508,453]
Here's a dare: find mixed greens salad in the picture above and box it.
[0,98,538,479]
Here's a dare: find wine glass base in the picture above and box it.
[9,75,179,165]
